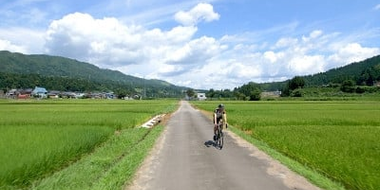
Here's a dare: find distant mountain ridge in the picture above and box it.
[1,50,379,96]
[0,50,174,86]
[260,55,380,91]
[304,55,380,86]
[0,50,185,98]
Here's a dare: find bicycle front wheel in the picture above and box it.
[219,131,224,149]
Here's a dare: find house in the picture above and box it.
[197,93,207,101]
[18,88,33,99]
[17,94,30,99]
[32,86,48,98]
[47,91,61,99]
[5,89,18,98]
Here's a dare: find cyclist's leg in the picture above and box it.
[215,117,221,134]
[213,117,218,141]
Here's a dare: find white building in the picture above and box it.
[197,93,207,100]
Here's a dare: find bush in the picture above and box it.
[356,86,366,94]
[291,89,304,97]
[341,80,356,93]
[249,89,261,101]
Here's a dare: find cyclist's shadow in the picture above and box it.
[204,140,217,148]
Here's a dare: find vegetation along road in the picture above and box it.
[127,101,319,190]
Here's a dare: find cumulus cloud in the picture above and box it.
[327,43,380,66]
[45,12,200,67]
[44,3,225,83]
[45,12,147,64]
[174,3,220,26]
[0,39,27,52]
[165,36,224,65]
[288,55,326,74]
[217,30,380,86]
[0,27,44,54]
[162,28,379,89]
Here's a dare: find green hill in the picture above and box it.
[0,51,185,98]
[261,55,380,91]
[304,55,380,86]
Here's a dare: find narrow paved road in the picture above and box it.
[127,101,320,190]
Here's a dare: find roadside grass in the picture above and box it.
[0,99,178,189]
[0,125,113,189]
[191,100,380,190]
[33,126,163,190]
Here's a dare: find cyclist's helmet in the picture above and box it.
[218,104,224,109]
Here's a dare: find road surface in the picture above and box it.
[127,101,320,190]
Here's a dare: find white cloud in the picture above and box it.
[327,43,380,67]
[45,13,144,63]
[165,36,224,65]
[288,55,326,74]
[43,5,226,86]
[227,62,262,79]
[374,4,380,10]
[0,39,27,52]
[275,38,298,49]
[0,27,44,54]
[45,12,199,67]
[302,30,323,43]
[174,3,220,26]
[215,30,380,86]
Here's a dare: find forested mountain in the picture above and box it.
[261,55,380,91]
[0,51,185,98]
[304,55,380,86]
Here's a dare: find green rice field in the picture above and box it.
[192,100,380,190]
[0,99,178,189]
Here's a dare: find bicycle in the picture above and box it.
[215,121,224,149]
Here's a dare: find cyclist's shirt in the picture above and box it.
[214,108,226,123]
[215,108,223,119]
[214,108,227,129]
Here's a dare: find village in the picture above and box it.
[1,86,117,100]
[1,86,210,100]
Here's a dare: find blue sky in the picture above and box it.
[1,0,380,89]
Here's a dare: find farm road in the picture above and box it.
[127,101,320,190]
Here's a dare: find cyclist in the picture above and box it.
[213,104,228,141]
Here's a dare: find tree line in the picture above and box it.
[191,82,262,101]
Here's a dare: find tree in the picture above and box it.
[235,82,262,101]
[249,88,262,100]
[289,76,305,90]
[281,84,290,97]
[206,89,215,99]
[341,79,356,93]
[186,89,196,99]
[291,89,304,97]
[281,76,305,97]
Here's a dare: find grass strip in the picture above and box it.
[32,127,152,190]
[91,125,163,190]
